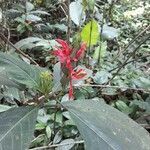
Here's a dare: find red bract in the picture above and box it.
[53,39,87,100]
[53,39,71,66]
[69,69,87,99]
[53,39,86,67]
[75,43,86,59]
[71,69,87,80]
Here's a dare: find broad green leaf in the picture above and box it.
[82,0,88,9]
[26,2,34,12]
[56,139,75,150]
[63,100,150,150]
[0,71,22,89]
[0,105,11,113]
[13,37,42,51]
[7,9,21,14]
[53,131,62,144]
[93,70,112,84]
[47,23,67,32]
[132,100,150,113]
[116,100,133,115]
[102,25,119,40]
[12,4,25,13]
[37,109,51,124]
[46,126,51,138]
[26,14,41,22]
[17,24,26,33]
[3,87,20,100]
[30,10,50,15]
[83,0,95,11]
[81,20,99,46]
[132,77,150,89]
[93,41,107,60]
[53,62,62,92]
[0,52,43,89]
[35,123,46,130]
[87,0,95,11]
[69,2,86,26]
[0,106,38,150]
[12,37,54,51]
[30,134,45,148]
[101,88,117,96]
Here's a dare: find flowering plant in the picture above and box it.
[53,39,87,99]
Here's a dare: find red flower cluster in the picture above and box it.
[53,39,87,99]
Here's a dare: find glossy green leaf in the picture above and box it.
[0,52,43,89]
[63,100,150,150]
[13,37,42,51]
[81,20,99,46]
[0,106,38,150]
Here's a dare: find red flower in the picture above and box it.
[53,39,87,100]
[75,43,86,59]
[68,69,87,99]
[53,39,86,68]
[71,69,87,80]
[53,39,72,69]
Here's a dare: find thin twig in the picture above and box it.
[75,84,150,93]
[59,4,67,18]
[67,0,71,43]
[0,33,39,66]
[109,54,150,72]
[108,34,150,83]
[29,140,84,150]
[123,25,150,55]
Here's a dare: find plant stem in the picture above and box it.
[75,84,150,93]
[29,140,84,150]
[67,0,71,43]
[98,9,105,67]
[123,25,150,55]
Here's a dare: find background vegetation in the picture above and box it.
[0,0,150,149]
